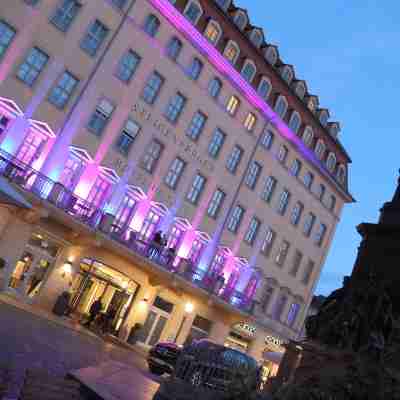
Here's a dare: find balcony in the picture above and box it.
[0,148,255,315]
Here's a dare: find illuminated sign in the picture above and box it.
[265,335,285,348]
[233,322,257,337]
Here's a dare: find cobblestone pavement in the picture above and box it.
[0,300,161,399]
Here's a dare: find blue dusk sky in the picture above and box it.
[235,0,400,295]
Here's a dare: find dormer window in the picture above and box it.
[328,122,340,139]
[214,0,230,11]
[250,29,263,48]
[307,96,319,113]
[281,65,293,84]
[264,46,277,66]
[204,20,222,45]
[315,139,326,160]
[302,127,314,147]
[337,164,346,185]
[241,59,256,83]
[234,11,248,30]
[183,0,203,25]
[326,152,336,172]
[224,40,240,64]
[288,112,301,134]
[274,96,288,119]
[319,110,329,126]
[294,82,306,99]
[257,77,271,100]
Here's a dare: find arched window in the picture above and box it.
[337,164,346,184]
[187,57,203,80]
[319,110,329,126]
[214,0,230,11]
[165,36,182,61]
[295,82,306,99]
[143,14,160,37]
[233,11,248,30]
[204,20,222,45]
[250,29,263,48]
[315,139,326,160]
[274,96,288,119]
[328,195,336,212]
[241,59,256,83]
[208,77,222,99]
[288,112,301,134]
[281,65,293,84]
[257,76,271,99]
[223,40,240,64]
[264,46,277,66]
[326,152,336,172]
[183,0,203,24]
[302,127,314,147]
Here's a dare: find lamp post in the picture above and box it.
[174,302,194,344]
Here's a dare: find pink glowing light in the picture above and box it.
[28,119,56,138]
[70,146,94,163]
[0,97,23,117]
[99,166,120,184]
[148,0,345,193]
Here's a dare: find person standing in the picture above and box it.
[84,298,103,328]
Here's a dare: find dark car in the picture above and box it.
[153,339,260,400]
[148,342,182,375]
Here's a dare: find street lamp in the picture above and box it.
[61,261,73,278]
[174,302,194,343]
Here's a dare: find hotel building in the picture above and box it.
[0,0,353,377]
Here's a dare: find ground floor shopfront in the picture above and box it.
[0,205,287,379]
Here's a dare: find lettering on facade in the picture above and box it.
[265,335,285,348]
[132,102,214,173]
[233,322,257,337]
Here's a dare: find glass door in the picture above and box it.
[136,309,169,347]
[87,176,111,209]
[139,210,160,241]
[16,131,47,166]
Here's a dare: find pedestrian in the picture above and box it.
[104,307,117,335]
[84,298,103,328]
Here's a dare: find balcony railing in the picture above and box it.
[0,149,255,315]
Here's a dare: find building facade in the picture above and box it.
[0,0,353,378]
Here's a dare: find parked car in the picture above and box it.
[148,342,182,375]
[153,339,260,400]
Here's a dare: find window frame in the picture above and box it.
[183,0,203,25]
[164,157,186,190]
[204,19,222,45]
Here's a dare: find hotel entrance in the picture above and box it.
[70,258,139,333]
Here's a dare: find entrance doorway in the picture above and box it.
[136,296,174,347]
[16,130,47,166]
[70,258,139,333]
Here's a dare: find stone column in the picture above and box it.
[208,320,231,345]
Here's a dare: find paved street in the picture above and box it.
[0,300,160,399]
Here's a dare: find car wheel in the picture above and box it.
[149,365,165,376]
[189,370,203,387]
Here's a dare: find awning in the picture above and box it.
[0,176,32,209]
[263,351,284,365]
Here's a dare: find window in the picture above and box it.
[183,0,203,24]
[224,40,240,64]
[245,161,262,189]
[302,127,314,147]
[164,92,186,123]
[141,139,163,173]
[290,159,302,177]
[116,50,141,82]
[315,223,327,246]
[303,212,316,237]
[226,95,240,116]
[226,145,243,174]
[51,0,81,32]
[186,173,206,204]
[214,0,230,10]
[111,0,127,8]
[204,20,221,44]
[315,139,326,160]
[290,250,303,277]
[233,12,247,30]
[274,96,288,119]
[0,115,10,135]
[277,145,288,164]
[295,82,306,99]
[281,66,293,84]
[261,286,274,313]
[275,240,290,267]
[16,47,49,86]
[317,184,326,201]
[24,0,40,6]
[207,188,225,219]
[115,119,140,155]
[328,195,336,212]
[264,46,277,66]
[143,14,160,37]
[208,77,222,99]
[48,70,79,109]
[87,98,114,136]
[244,217,260,245]
[288,112,301,134]
[290,201,303,226]
[287,303,301,327]
[261,176,277,203]
[261,129,274,149]
[319,111,329,126]
[227,205,245,233]
[141,71,164,105]
[337,165,346,184]
[326,152,337,172]
[165,37,182,61]
[261,228,276,257]
[187,57,203,80]
[303,171,314,189]
[80,20,108,56]
[302,260,315,284]
[241,60,256,83]
[165,157,186,189]
[276,189,290,216]
[250,29,263,47]
[186,111,207,140]
[257,77,271,99]
[208,128,225,158]
[0,21,15,61]
[244,112,257,132]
